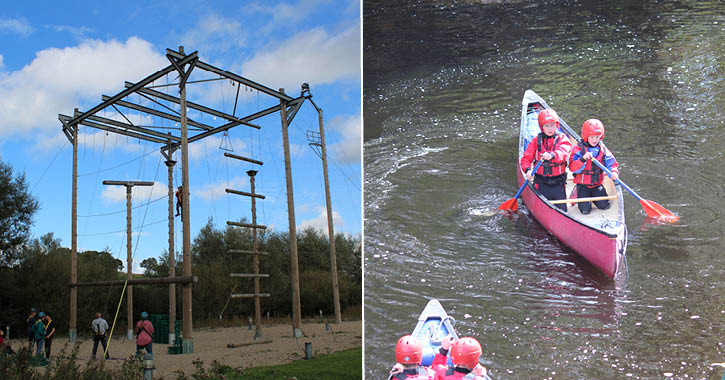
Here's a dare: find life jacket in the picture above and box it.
[575,143,606,186]
[390,367,436,380]
[535,133,566,177]
[443,367,479,380]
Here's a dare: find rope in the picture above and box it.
[104,279,129,358]
[31,141,68,193]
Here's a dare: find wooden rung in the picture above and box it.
[224,152,263,166]
[550,195,616,205]
[228,249,269,256]
[231,293,271,298]
[230,273,270,278]
[226,188,265,199]
[227,221,267,229]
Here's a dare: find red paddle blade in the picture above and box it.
[640,199,679,223]
[498,198,519,212]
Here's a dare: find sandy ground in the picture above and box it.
[9,320,361,379]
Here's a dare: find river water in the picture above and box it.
[363,1,725,379]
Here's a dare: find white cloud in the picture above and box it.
[0,37,167,138]
[298,205,343,232]
[327,114,360,164]
[180,13,245,53]
[241,23,360,91]
[0,55,4,71]
[0,18,33,37]
[48,24,94,38]
[290,143,307,159]
[248,0,332,31]
[101,181,168,203]
[195,176,247,201]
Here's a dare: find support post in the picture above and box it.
[279,89,303,337]
[126,185,133,340]
[248,170,263,339]
[315,107,342,324]
[165,153,177,344]
[102,180,155,340]
[69,123,78,343]
[179,46,194,354]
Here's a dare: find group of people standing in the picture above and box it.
[520,108,619,214]
[18,308,154,361]
[25,308,56,358]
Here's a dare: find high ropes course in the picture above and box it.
[57,46,352,354]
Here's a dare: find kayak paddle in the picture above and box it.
[498,160,544,212]
[590,157,679,222]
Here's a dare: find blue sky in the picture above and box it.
[0,0,361,273]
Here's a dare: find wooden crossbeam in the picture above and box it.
[224,152,263,166]
[226,188,265,199]
[231,293,270,298]
[227,221,267,229]
[68,276,198,287]
[228,249,269,256]
[103,96,213,130]
[230,274,270,278]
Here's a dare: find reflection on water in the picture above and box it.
[364,1,725,379]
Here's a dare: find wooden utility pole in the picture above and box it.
[249,170,264,339]
[165,151,177,344]
[102,180,154,340]
[279,89,303,337]
[315,107,342,324]
[69,122,78,343]
[179,46,193,354]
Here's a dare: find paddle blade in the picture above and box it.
[640,199,679,222]
[498,198,519,212]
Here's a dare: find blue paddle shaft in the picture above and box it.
[590,157,643,202]
[514,160,544,199]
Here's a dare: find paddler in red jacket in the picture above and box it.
[520,108,573,211]
[430,337,488,380]
[388,335,441,380]
[568,119,619,214]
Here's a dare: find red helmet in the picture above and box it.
[537,109,560,131]
[582,119,605,141]
[450,337,482,368]
[395,335,423,364]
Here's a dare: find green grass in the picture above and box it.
[222,347,362,380]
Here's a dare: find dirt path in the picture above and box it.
[10,320,361,379]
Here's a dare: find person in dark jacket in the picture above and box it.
[43,313,56,359]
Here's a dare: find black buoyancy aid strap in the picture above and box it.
[581,143,606,185]
[390,368,427,380]
[137,324,151,339]
[536,133,565,175]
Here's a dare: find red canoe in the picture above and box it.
[517,90,627,279]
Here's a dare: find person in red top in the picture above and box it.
[135,311,155,356]
[568,119,619,214]
[388,335,440,380]
[431,337,488,380]
[520,108,573,211]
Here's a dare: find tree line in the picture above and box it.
[0,158,361,338]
